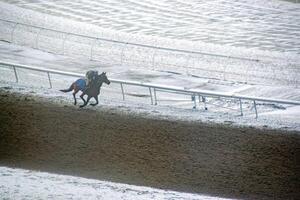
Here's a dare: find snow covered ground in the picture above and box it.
[1,0,300,54]
[0,2,300,87]
[1,42,299,199]
[0,1,299,199]
[0,167,232,200]
[0,42,300,132]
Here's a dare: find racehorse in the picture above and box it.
[60,72,110,107]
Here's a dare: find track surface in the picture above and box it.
[0,90,300,199]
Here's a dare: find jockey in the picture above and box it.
[85,70,98,89]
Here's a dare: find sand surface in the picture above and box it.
[0,89,299,199]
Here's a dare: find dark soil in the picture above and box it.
[0,90,299,199]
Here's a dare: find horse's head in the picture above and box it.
[98,72,111,85]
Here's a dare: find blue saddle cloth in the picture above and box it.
[75,79,86,91]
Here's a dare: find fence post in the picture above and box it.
[149,87,153,105]
[11,23,19,43]
[35,28,43,49]
[47,72,52,88]
[120,42,127,65]
[239,98,243,116]
[185,55,191,75]
[192,94,196,109]
[12,66,18,83]
[223,65,228,81]
[154,88,158,105]
[90,38,98,61]
[202,96,207,110]
[253,100,258,118]
[62,33,68,55]
[120,83,125,100]
[152,49,158,70]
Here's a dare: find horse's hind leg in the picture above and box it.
[80,95,91,108]
[73,89,80,105]
[90,96,99,106]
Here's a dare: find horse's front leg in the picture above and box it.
[80,92,86,103]
[90,95,99,106]
[80,95,91,108]
[80,92,86,105]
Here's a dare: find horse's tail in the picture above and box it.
[60,83,74,93]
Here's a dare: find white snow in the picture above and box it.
[0,1,299,199]
[0,2,300,87]
[0,41,299,131]
[1,0,300,53]
[0,167,232,200]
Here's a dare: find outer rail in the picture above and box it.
[0,18,259,63]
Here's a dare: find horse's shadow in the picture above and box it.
[60,72,110,108]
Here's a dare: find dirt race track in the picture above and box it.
[0,89,299,200]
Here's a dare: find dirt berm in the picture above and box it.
[0,90,299,200]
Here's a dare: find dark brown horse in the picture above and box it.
[60,72,110,107]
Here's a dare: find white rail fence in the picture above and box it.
[0,19,258,62]
[1,18,299,87]
[1,61,300,118]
